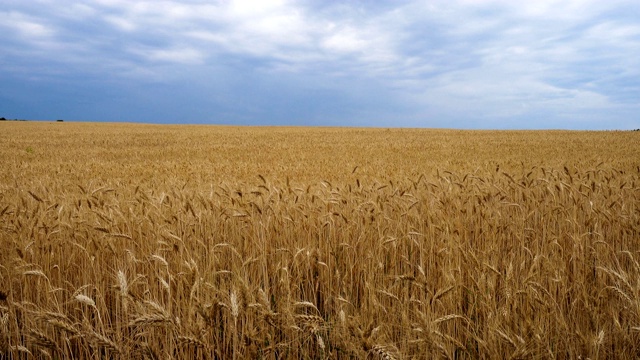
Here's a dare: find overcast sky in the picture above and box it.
[1,0,639,129]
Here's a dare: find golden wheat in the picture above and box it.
[0,122,639,358]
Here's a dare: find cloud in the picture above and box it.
[0,0,638,128]
[393,1,640,123]
[131,46,206,65]
[0,10,57,51]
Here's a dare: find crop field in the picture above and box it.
[1,121,639,359]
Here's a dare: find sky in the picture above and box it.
[1,0,639,129]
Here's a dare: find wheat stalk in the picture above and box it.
[128,313,174,328]
[28,329,59,353]
[0,311,8,354]
[85,330,121,354]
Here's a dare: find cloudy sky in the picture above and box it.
[1,0,639,129]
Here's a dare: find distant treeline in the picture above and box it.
[0,118,64,122]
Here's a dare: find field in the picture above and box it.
[1,121,639,359]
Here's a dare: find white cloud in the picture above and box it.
[1,0,638,128]
[584,21,640,46]
[56,3,98,19]
[1,11,55,39]
[322,27,368,53]
[134,46,206,65]
[227,0,291,18]
[104,15,137,32]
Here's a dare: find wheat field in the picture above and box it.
[0,121,639,359]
